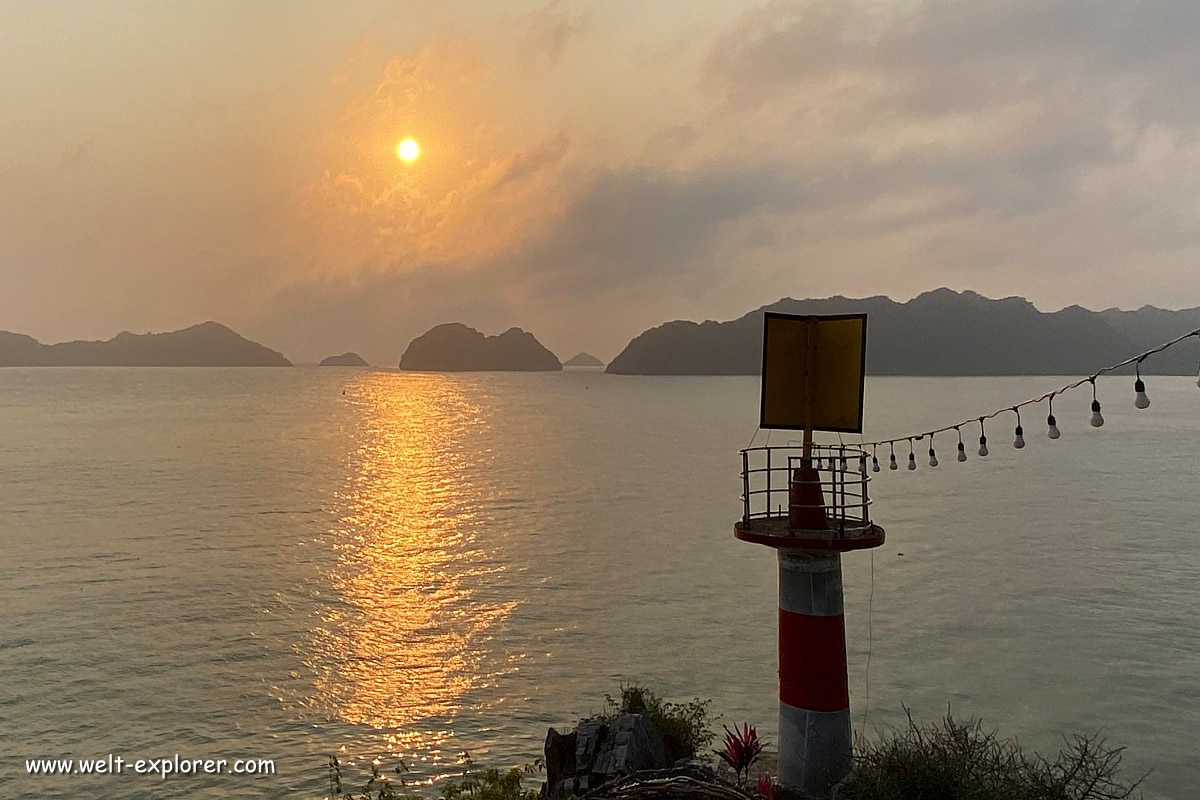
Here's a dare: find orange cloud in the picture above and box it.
[301,35,577,274]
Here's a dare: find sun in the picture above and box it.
[396,138,420,163]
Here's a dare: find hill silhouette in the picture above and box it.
[606,289,1200,375]
[319,352,368,367]
[564,352,604,367]
[399,323,562,372]
[0,322,291,366]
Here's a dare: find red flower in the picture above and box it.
[756,774,777,799]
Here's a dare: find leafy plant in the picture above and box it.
[439,752,542,800]
[755,773,778,799]
[599,683,715,763]
[328,755,414,800]
[714,723,764,785]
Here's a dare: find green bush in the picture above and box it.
[439,764,541,800]
[841,710,1144,800]
[329,754,543,800]
[598,683,715,764]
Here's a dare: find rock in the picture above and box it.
[319,352,368,367]
[593,715,669,778]
[399,323,562,372]
[543,728,577,798]
[564,352,604,367]
[541,715,672,800]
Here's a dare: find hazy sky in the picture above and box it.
[4,1,1200,363]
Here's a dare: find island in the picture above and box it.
[605,289,1200,375]
[399,323,562,371]
[564,352,604,367]
[319,352,369,367]
[0,322,291,366]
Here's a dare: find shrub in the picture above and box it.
[439,759,541,800]
[599,683,715,764]
[329,754,543,800]
[841,709,1144,800]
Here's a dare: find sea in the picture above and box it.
[1,368,1197,799]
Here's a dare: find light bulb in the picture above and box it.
[978,435,989,457]
[889,452,898,470]
[1013,425,1025,449]
[1134,379,1150,409]
[957,442,967,462]
[1090,400,1104,427]
[907,451,917,470]
[859,457,867,476]
[928,448,939,468]
[871,456,880,473]
[1047,414,1060,439]
[840,455,848,472]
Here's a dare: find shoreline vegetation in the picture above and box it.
[330,686,1143,800]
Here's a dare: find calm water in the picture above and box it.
[1,369,1197,799]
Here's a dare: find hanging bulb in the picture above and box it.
[1047,414,1060,439]
[889,452,898,470]
[907,451,917,470]
[871,456,880,473]
[956,441,967,462]
[1134,378,1150,409]
[928,447,938,468]
[1089,379,1104,427]
[859,456,868,476]
[978,436,989,457]
[1013,425,1025,448]
[840,454,849,472]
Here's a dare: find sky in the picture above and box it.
[4,0,1200,364]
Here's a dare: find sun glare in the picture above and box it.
[396,138,420,163]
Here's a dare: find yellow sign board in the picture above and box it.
[759,312,867,432]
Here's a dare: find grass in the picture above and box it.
[327,691,1144,800]
[840,709,1144,800]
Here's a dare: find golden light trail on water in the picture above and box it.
[300,374,516,766]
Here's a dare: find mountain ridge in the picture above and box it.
[0,322,292,367]
[606,290,1200,375]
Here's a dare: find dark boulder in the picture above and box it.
[541,715,671,799]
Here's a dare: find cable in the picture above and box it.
[858,328,1200,449]
[746,424,762,449]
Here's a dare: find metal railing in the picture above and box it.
[739,445,873,535]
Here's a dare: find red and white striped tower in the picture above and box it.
[736,447,884,796]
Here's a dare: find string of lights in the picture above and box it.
[853,327,1200,473]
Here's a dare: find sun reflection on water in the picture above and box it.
[302,373,518,759]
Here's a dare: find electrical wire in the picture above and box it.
[858,328,1200,449]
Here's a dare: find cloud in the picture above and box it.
[518,0,588,69]
[258,0,1200,362]
[12,1,1200,362]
